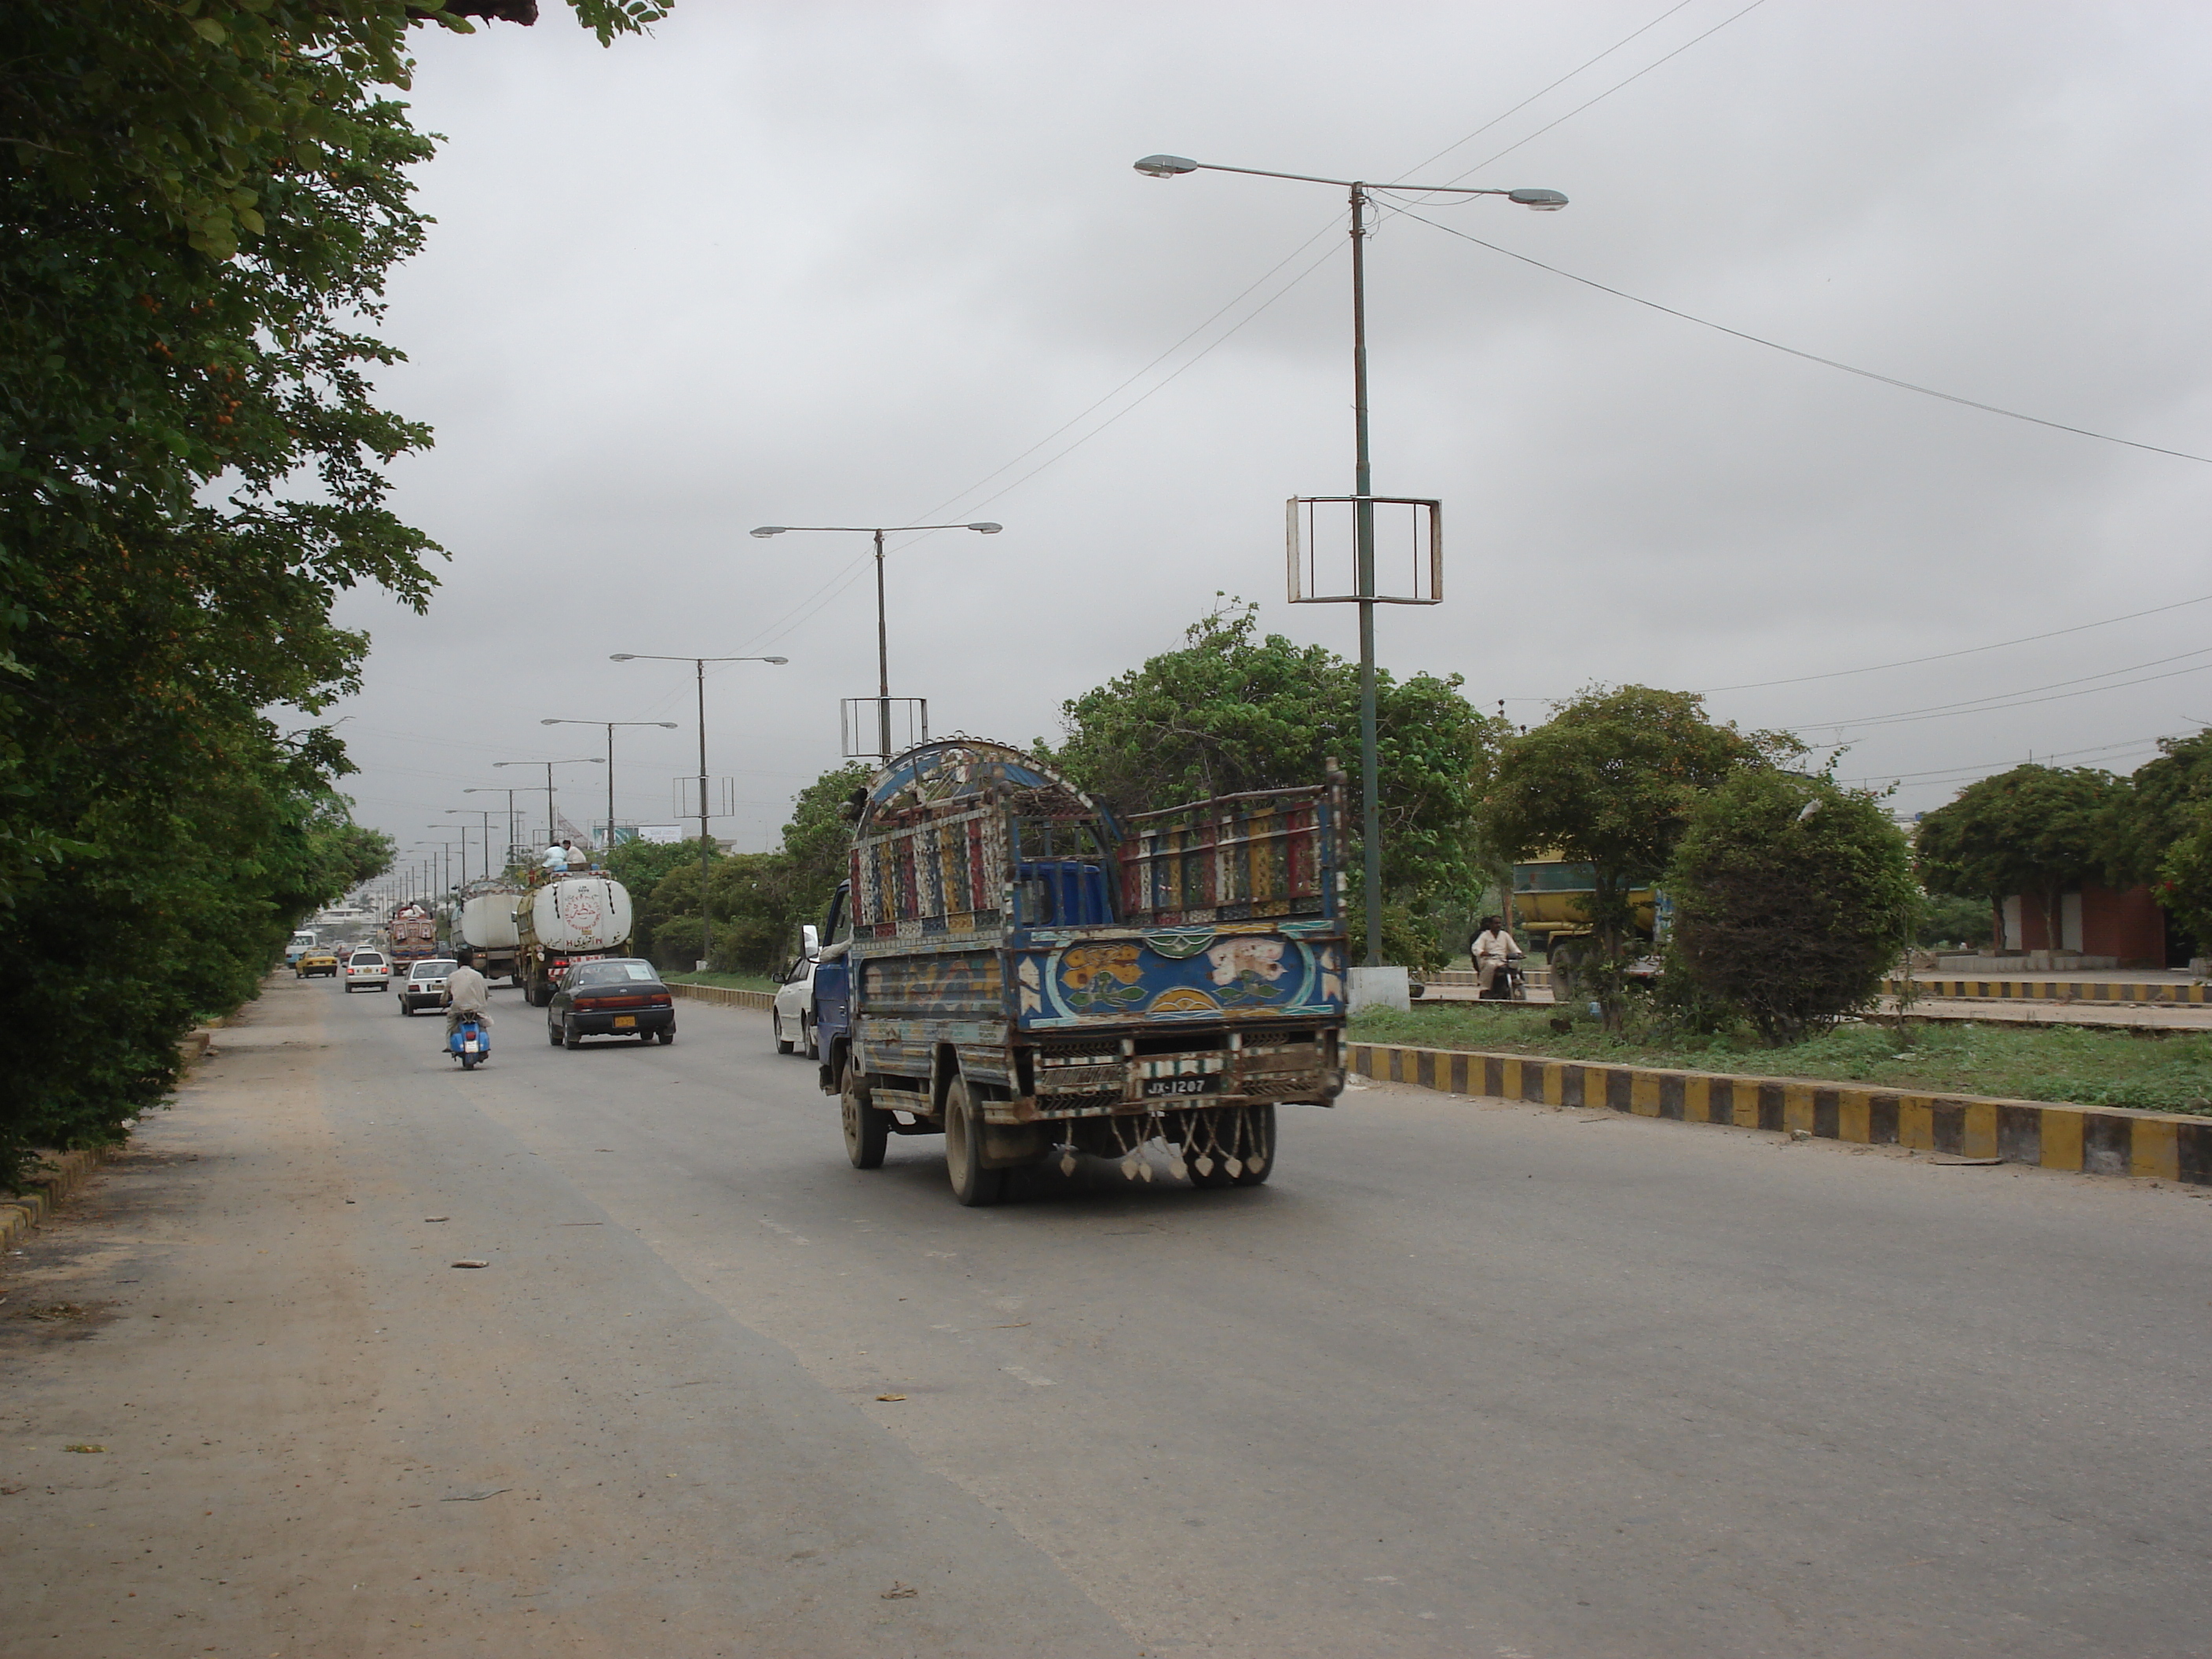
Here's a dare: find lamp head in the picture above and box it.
[657,721,679,728]
[540,718,558,725]
[749,526,786,538]
[967,522,1002,534]
[1134,154,1199,178]
[1507,188,1569,211]
[764,657,789,665]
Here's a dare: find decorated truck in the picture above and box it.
[515,871,635,1006]
[386,903,439,970]
[811,738,1349,1206]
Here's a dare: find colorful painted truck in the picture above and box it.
[386,904,439,970]
[811,738,1349,1206]
[515,872,635,1006]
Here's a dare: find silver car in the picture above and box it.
[397,958,458,1016]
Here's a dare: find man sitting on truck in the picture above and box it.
[442,947,491,1035]
[541,839,574,872]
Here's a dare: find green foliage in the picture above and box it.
[1043,601,1508,927]
[1914,764,2122,947]
[1480,685,1800,1026]
[2107,731,2212,888]
[0,1,661,1182]
[1351,1003,2212,1115]
[637,764,871,976]
[1915,892,1993,948]
[1664,771,1917,1045]
[2155,799,2212,950]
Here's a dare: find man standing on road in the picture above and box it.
[442,948,491,1037]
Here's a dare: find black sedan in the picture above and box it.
[547,958,676,1049]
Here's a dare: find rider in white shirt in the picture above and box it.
[541,839,573,872]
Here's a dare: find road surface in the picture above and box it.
[5,973,2211,1657]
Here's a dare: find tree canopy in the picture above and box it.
[1914,764,2122,947]
[1664,771,1917,1045]
[1043,601,1507,965]
[0,1,663,1181]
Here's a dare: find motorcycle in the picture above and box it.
[1478,952,1527,1002]
[448,1012,490,1070]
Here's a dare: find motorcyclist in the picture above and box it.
[442,947,492,1038]
[1470,916,1522,999]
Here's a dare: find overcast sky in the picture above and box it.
[327,0,2212,882]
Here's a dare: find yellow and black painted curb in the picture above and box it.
[0,1147,112,1252]
[1346,1042,2212,1184]
[669,982,775,1013]
[1885,977,2209,1005]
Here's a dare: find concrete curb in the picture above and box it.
[0,1147,112,1252]
[1886,977,2209,1005]
[1347,1042,2212,1185]
[669,983,775,1013]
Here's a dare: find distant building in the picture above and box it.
[1994,884,2166,969]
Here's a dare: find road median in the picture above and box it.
[1348,1040,2212,1184]
[669,982,774,1012]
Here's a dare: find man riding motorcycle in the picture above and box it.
[442,947,492,1036]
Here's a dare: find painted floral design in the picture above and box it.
[1207,937,1289,1006]
[1060,943,1147,1013]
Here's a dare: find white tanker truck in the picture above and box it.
[515,872,635,1007]
[450,880,526,986]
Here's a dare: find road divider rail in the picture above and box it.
[1885,977,2209,1004]
[1346,1042,2212,1185]
[669,983,775,1012]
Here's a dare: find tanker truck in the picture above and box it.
[452,880,526,986]
[515,871,635,1007]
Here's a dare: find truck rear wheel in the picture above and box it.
[943,1077,1005,1207]
[1230,1102,1276,1186]
[840,1060,888,1170]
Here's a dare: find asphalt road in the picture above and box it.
[5,973,2212,1657]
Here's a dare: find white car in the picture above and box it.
[343,950,392,993]
[772,950,817,1058]
[397,958,456,1015]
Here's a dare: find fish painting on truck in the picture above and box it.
[811,738,1349,1206]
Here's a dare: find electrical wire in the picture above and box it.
[1393,0,1703,185]
[1382,201,2212,466]
[1434,0,1773,185]
[1806,649,2212,733]
[1692,590,2212,694]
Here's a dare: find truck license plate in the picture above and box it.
[1142,1075,1219,1098]
[613,1015,636,1028]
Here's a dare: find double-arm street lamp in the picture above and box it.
[749,522,1001,761]
[444,808,496,884]
[540,717,680,851]
[462,787,525,868]
[426,830,466,891]
[1135,154,1565,967]
[493,756,605,852]
[610,652,788,971]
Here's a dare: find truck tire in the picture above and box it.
[840,1061,889,1170]
[942,1076,1006,1207]
[1181,1108,1237,1188]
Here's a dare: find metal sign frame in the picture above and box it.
[841,696,930,761]
[1286,496,1444,605]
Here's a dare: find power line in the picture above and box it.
[1384,203,2212,467]
[1844,734,2166,786]
[1394,0,1703,185]
[1437,0,1773,184]
[1807,649,2212,733]
[1694,591,2212,694]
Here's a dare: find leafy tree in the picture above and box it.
[0,2,661,1181]
[1664,771,1917,1045]
[1043,601,1506,966]
[1915,891,1994,948]
[2155,800,2212,954]
[1914,765,2122,950]
[2107,731,2212,888]
[1478,685,1800,1026]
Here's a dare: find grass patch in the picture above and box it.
[664,969,778,994]
[1350,1005,2212,1115]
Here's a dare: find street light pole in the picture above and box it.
[463,787,524,870]
[749,521,1002,761]
[1133,154,1565,965]
[492,757,604,855]
[610,653,788,972]
[540,718,679,849]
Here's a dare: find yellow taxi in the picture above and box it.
[295,946,340,979]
